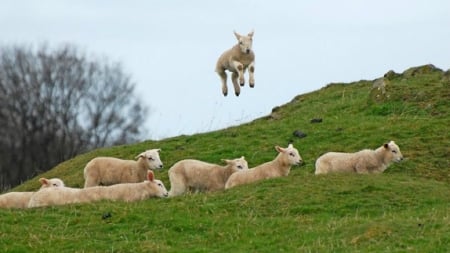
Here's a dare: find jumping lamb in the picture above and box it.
[215,30,255,96]
[314,140,404,175]
[28,171,168,208]
[0,177,65,209]
[168,156,248,197]
[225,144,303,189]
[84,149,163,188]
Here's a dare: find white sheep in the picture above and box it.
[28,171,168,208]
[314,141,404,175]
[0,177,65,209]
[225,144,303,189]
[215,30,255,96]
[84,149,163,188]
[168,156,248,197]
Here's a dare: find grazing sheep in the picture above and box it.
[225,144,303,189]
[215,30,255,96]
[168,156,248,197]
[0,177,65,209]
[84,149,163,188]
[314,141,404,175]
[28,171,168,208]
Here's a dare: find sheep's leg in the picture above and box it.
[231,61,245,86]
[249,62,255,88]
[217,69,228,96]
[231,72,241,96]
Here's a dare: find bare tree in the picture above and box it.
[0,44,148,189]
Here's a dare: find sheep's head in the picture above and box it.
[383,141,404,162]
[146,171,168,198]
[276,144,303,166]
[234,30,254,54]
[223,156,249,171]
[136,149,164,170]
[39,178,65,189]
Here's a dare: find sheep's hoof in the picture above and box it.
[223,92,228,96]
[250,83,255,88]
[235,92,240,96]
[240,82,245,87]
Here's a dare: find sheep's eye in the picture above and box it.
[239,41,243,45]
[158,183,162,187]
[289,152,295,157]
[52,184,58,187]
[237,165,243,169]
[148,157,154,161]
[392,150,397,154]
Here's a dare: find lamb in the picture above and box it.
[314,141,404,175]
[84,149,163,188]
[225,144,303,189]
[215,30,255,96]
[28,171,168,208]
[168,156,248,197]
[0,177,65,209]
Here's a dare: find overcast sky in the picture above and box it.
[1,1,449,140]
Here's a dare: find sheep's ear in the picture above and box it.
[39,178,48,186]
[157,149,161,153]
[135,152,145,159]
[275,146,284,153]
[241,156,245,160]
[288,143,293,149]
[222,159,231,164]
[147,171,154,182]
[248,30,254,37]
[384,143,389,149]
[234,30,241,40]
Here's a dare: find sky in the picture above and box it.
[1,0,449,140]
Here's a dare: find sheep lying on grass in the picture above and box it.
[0,178,65,209]
[28,171,167,208]
[216,30,255,96]
[168,156,248,197]
[314,141,404,175]
[225,144,303,189]
[84,149,163,187]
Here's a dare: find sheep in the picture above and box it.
[168,156,248,197]
[225,144,303,189]
[28,171,168,208]
[314,141,404,175]
[215,30,255,96]
[83,149,163,188]
[0,177,65,209]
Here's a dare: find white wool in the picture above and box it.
[84,149,163,187]
[215,30,255,96]
[225,144,303,189]
[168,156,248,197]
[315,141,404,175]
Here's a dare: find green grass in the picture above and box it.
[1,64,449,252]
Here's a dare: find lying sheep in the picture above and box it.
[215,30,255,96]
[0,177,65,209]
[84,149,163,188]
[314,141,404,175]
[28,171,167,208]
[225,144,303,189]
[168,156,248,197]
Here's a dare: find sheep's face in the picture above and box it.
[224,156,249,171]
[234,30,254,54]
[384,141,404,162]
[276,144,303,166]
[137,149,164,170]
[39,178,65,189]
[153,179,169,198]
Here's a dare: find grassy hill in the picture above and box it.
[1,64,449,252]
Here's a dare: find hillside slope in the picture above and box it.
[3,64,449,252]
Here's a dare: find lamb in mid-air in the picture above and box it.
[215,30,255,96]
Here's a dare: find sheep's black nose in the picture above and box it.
[246,49,250,54]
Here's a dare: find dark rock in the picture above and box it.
[310,118,322,123]
[293,130,307,138]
